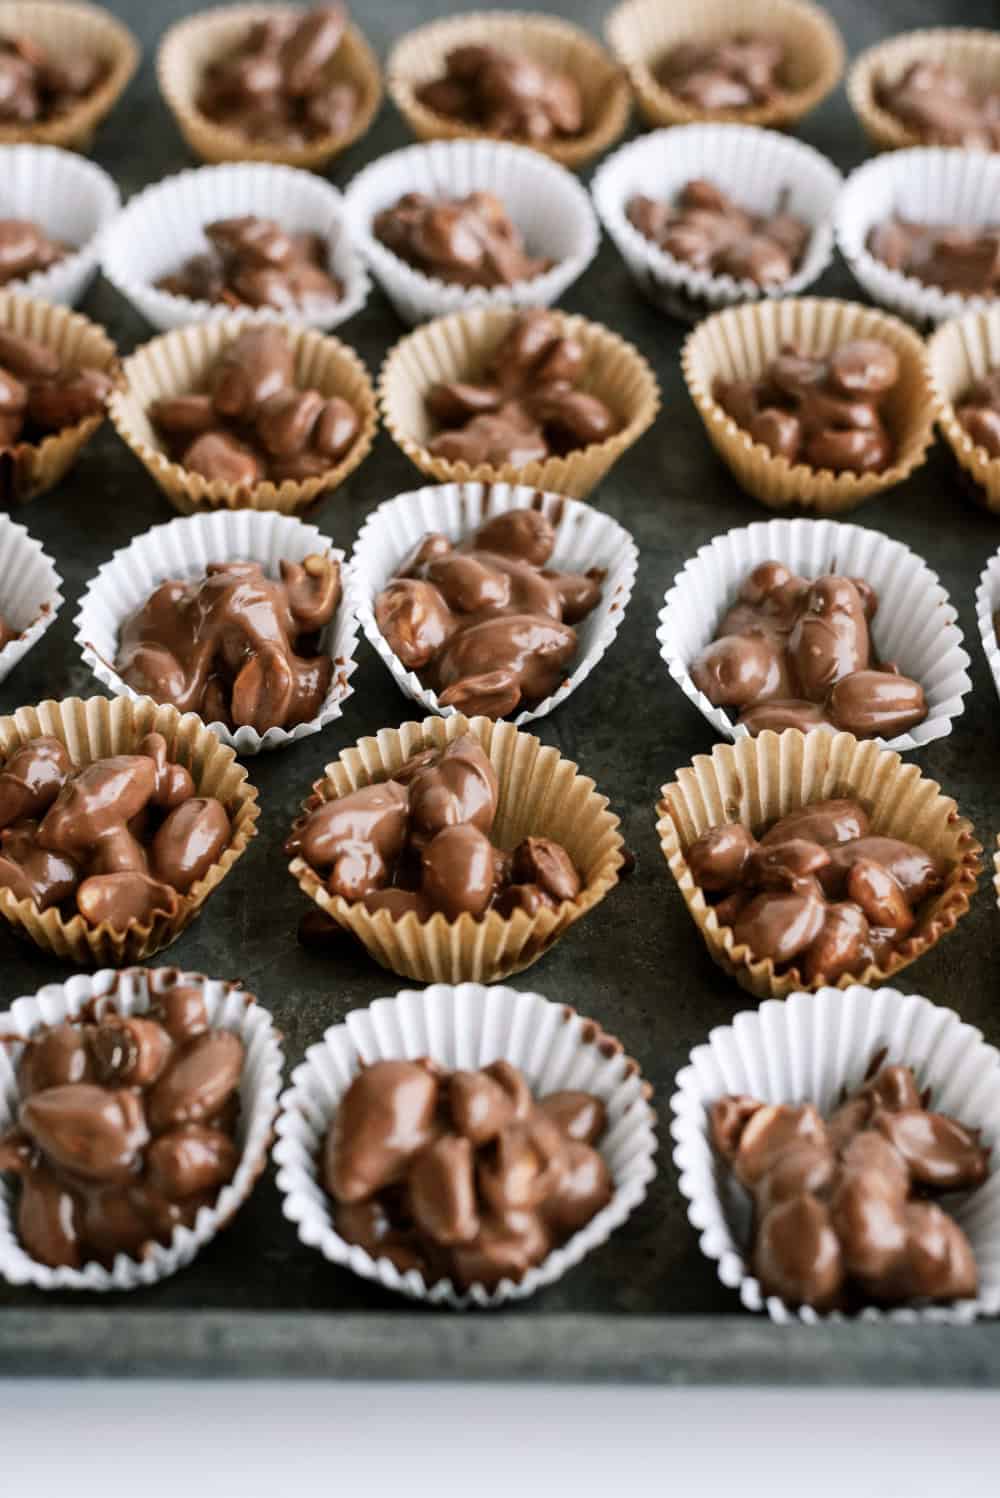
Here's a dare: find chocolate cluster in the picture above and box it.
[0,733,232,929]
[0,987,244,1269]
[0,33,107,125]
[712,1058,989,1310]
[287,732,582,922]
[714,340,900,474]
[198,5,358,147]
[116,555,341,734]
[627,180,809,288]
[0,614,19,649]
[876,62,1000,149]
[415,45,584,144]
[426,309,618,468]
[957,368,1000,457]
[325,1057,612,1289]
[373,191,551,289]
[867,218,1000,298]
[156,217,343,314]
[375,507,601,719]
[690,560,927,739]
[0,219,67,286]
[688,799,946,983]
[656,34,788,112]
[149,325,361,487]
[0,327,112,449]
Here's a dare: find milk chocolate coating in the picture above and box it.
[157,217,343,313]
[0,36,106,127]
[876,61,1000,150]
[690,559,926,737]
[688,797,945,983]
[0,1000,244,1269]
[710,1059,988,1310]
[198,5,358,147]
[0,219,68,287]
[374,191,552,288]
[956,368,1000,458]
[656,33,788,111]
[0,733,231,931]
[415,44,583,143]
[323,1056,610,1289]
[0,322,109,451]
[117,554,340,733]
[375,505,601,718]
[867,216,1000,296]
[627,179,809,288]
[425,310,618,468]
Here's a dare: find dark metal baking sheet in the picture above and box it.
[2,0,999,1385]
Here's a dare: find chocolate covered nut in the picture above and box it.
[628,178,808,288]
[160,218,344,315]
[408,1135,480,1245]
[293,782,409,900]
[0,736,73,828]
[754,1194,845,1309]
[21,1083,149,1183]
[324,1059,439,1202]
[541,1140,612,1236]
[149,395,217,438]
[90,1016,172,1087]
[731,1102,827,1189]
[375,579,455,670]
[374,191,552,289]
[478,1114,566,1213]
[416,44,583,143]
[407,734,498,845]
[878,1202,979,1303]
[510,836,581,903]
[76,873,180,929]
[761,799,870,848]
[657,34,788,112]
[151,798,232,892]
[0,34,106,126]
[538,1090,607,1146]
[27,368,111,430]
[147,1030,245,1133]
[438,668,523,718]
[334,1197,423,1272]
[877,61,1000,150]
[867,213,1000,296]
[17,1163,81,1269]
[709,1094,761,1159]
[830,1157,908,1281]
[211,325,295,420]
[846,858,914,936]
[0,329,59,379]
[17,1022,94,1098]
[876,1109,990,1192]
[732,884,826,965]
[0,218,68,286]
[753,1143,837,1218]
[146,1125,239,1198]
[183,430,262,486]
[827,669,928,738]
[687,822,757,892]
[801,901,872,983]
[819,836,944,905]
[448,1209,552,1291]
[421,823,497,919]
[449,1068,520,1144]
[360,888,434,922]
[151,985,209,1043]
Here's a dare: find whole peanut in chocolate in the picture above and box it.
[868,216,1000,297]
[373,191,552,288]
[628,179,810,287]
[157,217,343,313]
[415,44,584,144]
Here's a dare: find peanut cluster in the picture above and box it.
[0,219,67,287]
[627,180,809,288]
[877,61,1000,149]
[655,34,789,111]
[868,218,1000,297]
[156,216,343,314]
[0,33,107,125]
[0,327,112,448]
[415,44,584,144]
[374,191,552,289]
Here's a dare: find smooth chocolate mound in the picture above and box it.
[0,34,108,125]
[373,191,552,288]
[711,1058,988,1310]
[116,554,341,734]
[867,218,1000,297]
[0,325,111,449]
[156,217,343,314]
[414,44,584,144]
[627,179,809,288]
[655,34,788,112]
[876,61,1000,149]
[324,1056,611,1288]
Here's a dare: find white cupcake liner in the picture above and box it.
[274,983,657,1308]
[835,148,1000,327]
[0,145,120,307]
[0,514,63,686]
[671,985,1000,1324]
[975,545,1000,711]
[99,162,369,334]
[591,124,842,320]
[351,481,638,726]
[343,139,599,327]
[0,965,284,1292]
[74,510,361,754]
[657,517,971,753]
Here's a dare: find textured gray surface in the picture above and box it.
[1,0,999,1383]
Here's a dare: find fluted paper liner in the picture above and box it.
[74,509,361,754]
[0,145,120,307]
[605,0,843,132]
[591,124,842,321]
[658,516,971,754]
[352,480,637,727]
[343,138,599,327]
[670,985,1000,1323]
[655,728,980,1000]
[835,149,1000,329]
[380,305,659,501]
[682,297,934,513]
[387,10,630,171]
[288,713,624,984]
[976,546,1000,717]
[0,966,283,1292]
[157,3,381,170]
[848,28,1000,155]
[274,983,656,1307]
[928,305,1000,512]
[0,514,63,686]
[109,315,377,516]
[0,291,120,505]
[99,162,369,334]
[0,696,259,965]
[0,1,138,151]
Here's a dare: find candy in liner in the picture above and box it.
[928,303,1000,513]
[847,27,1000,154]
[0,145,120,308]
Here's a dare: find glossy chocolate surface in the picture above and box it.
[956,367,1000,458]
[690,559,927,737]
[711,1058,988,1310]
[867,217,1000,296]
[627,179,810,288]
[876,61,1000,148]
[655,34,789,111]
[373,191,552,288]
[414,44,584,143]
[0,325,111,449]
[324,1057,611,1289]
[0,34,107,125]
[156,217,343,314]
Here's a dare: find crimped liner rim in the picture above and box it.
[604,0,844,131]
[156,3,382,169]
[927,303,1000,511]
[386,9,631,170]
[0,695,259,964]
[288,712,624,983]
[108,314,377,515]
[655,727,981,999]
[681,296,936,513]
[847,28,1000,153]
[379,304,660,502]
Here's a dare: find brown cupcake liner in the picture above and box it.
[288,712,624,984]
[605,0,844,132]
[156,3,381,170]
[0,695,260,966]
[379,305,659,501]
[0,1,139,151]
[0,290,121,505]
[926,305,1000,512]
[848,28,1000,154]
[681,296,935,514]
[656,728,981,1001]
[386,10,630,170]
[108,315,378,516]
